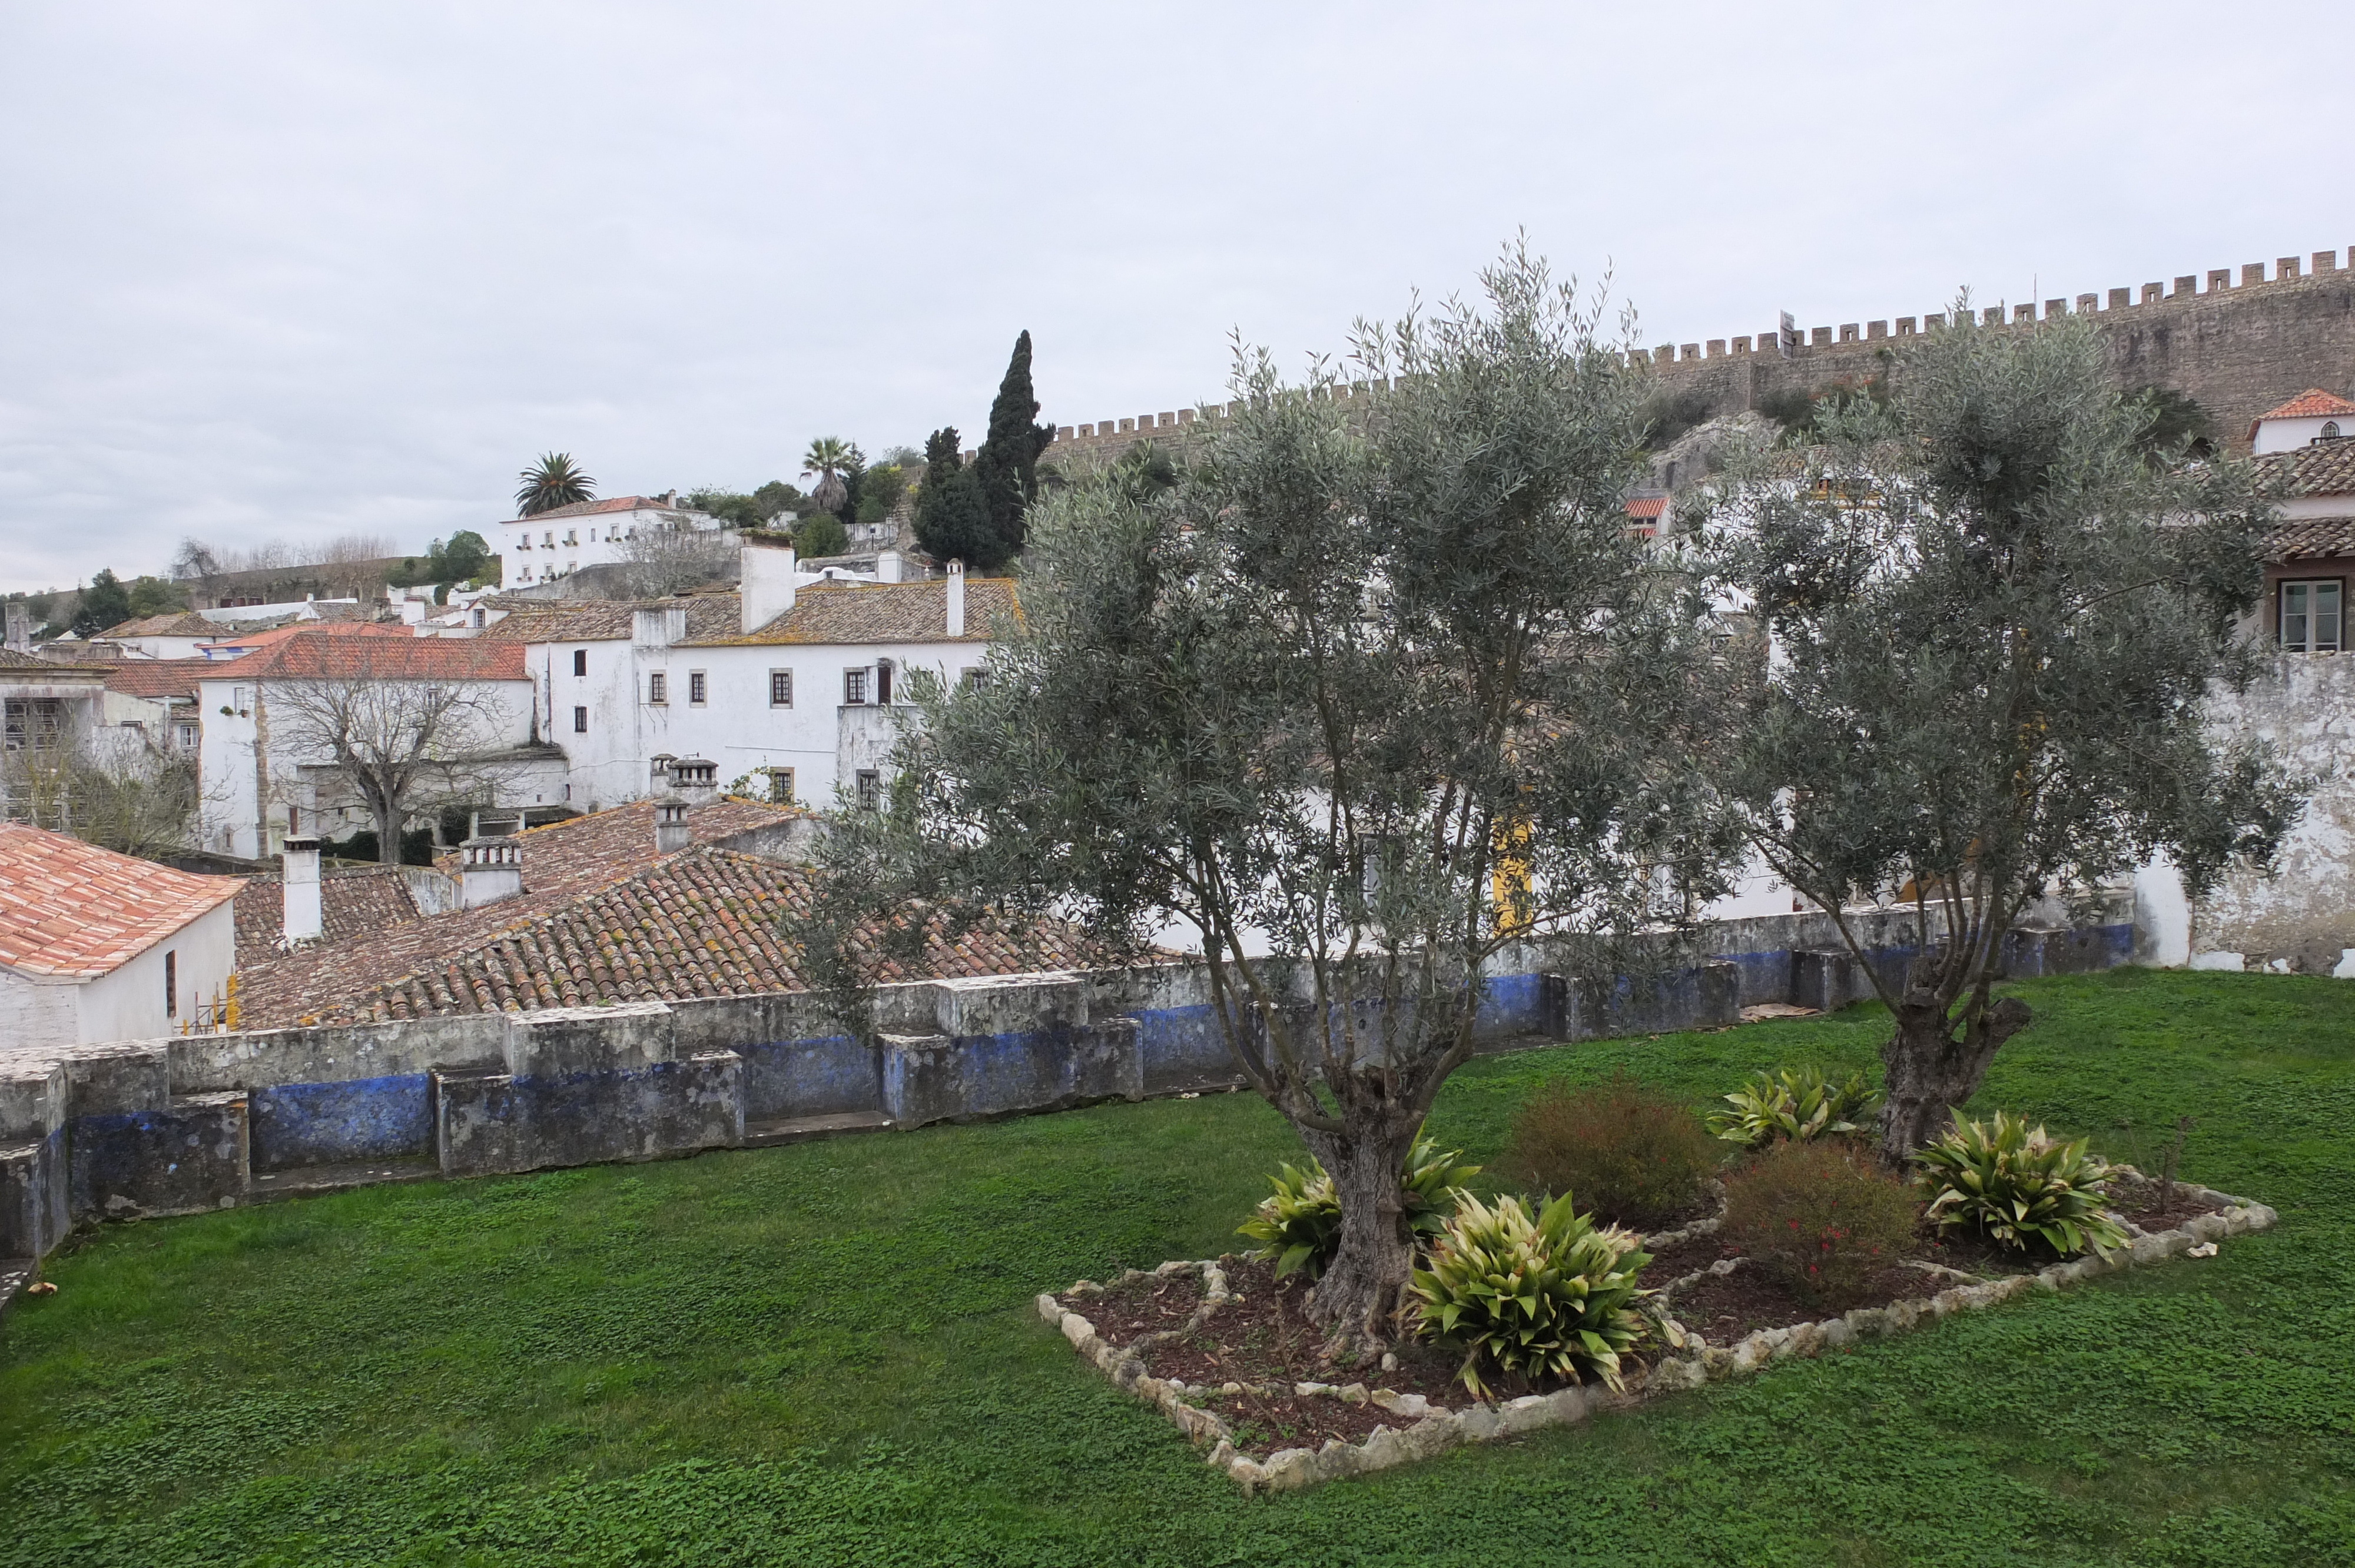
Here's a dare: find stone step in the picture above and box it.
[247,1157,441,1202]
[743,1112,895,1148]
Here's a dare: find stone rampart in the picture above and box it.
[0,899,2132,1293]
[1041,244,2355,469]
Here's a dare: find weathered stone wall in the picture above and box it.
[1040,246,2355,471]
[2193,654,2355,969]
[0,900,2133,1287]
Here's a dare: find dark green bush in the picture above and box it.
[1721,1139,1919,1311]
[1501,1073,1720,1230]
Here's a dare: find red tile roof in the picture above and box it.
[0,825,244,978]
[1624,496,1669,520]
[220,630,528,682]
[101,611,277,640]
[195,622,410,657]
[2256,440,2355,500]
[102,659,213,702]
[508,496,699,523]
[2266,518,2355,563]
[691,577,1020,646]
[2256,389,2355,423]
[232,865,422,969]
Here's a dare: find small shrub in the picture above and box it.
[1914,1111,2128,1258]
[1706,1065,1878,1148]
[1236,1137,1481,1280]
[1501,1073,1720,1229]
[1720,1140,1919,1311]
[1409,1192,1651,1397]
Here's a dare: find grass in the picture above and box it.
[4,968,2354,1566]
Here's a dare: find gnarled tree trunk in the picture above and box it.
[1299,1111,1424,1354]
[1878,961,2032,1161]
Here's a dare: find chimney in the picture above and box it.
[668,756,718,806]
[655,799,691,855]
[632,606,686,649]
[281,836,323,944]
[459,836,524,908]
[740,544,797,633]
[946,560,966,638]
[877,549,903,583]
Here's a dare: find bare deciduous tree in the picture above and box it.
[2,714,207,860]
[612,513,733,596]
[266,651,523,864]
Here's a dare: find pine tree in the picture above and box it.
[970,331,1055,560]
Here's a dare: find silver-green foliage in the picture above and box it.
[1914,1110,2129,1257]
[1705,1065,1878,1147]
[1236,1137,1481,1279]
[1409,1192,1652,1397]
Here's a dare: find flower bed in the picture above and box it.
[1039,1172,2277,1494]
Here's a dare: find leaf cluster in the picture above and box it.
[1704,1065,1878,1148]
[1234,1135,1481,1278]
[1915,1109,2130,1257]
[1409,1191,1652,1397]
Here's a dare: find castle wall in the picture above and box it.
[1040,246,2355,471]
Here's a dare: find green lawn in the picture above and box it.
[5,968,2354,1566]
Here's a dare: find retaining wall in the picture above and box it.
[0,900,2131,1288]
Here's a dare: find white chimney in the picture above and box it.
[946,560,966,639]
[460,836,524,908]
[632,606,686,649]
[877,549,903,584]
[281,836,323,943]
[740,544,797,634]
[669,756,718,805]
[655,799,691,855]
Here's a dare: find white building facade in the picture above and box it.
[494,495,723,590]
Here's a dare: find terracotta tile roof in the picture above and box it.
[0,824,243,979]
[234,799,804,1025]
[477,596,743,644]
[102,659,212,700]
[335,843,1107,1022]
[2266,518,2355,563]
[509,496,699,523]
[194,622,412,657]
[1624,496,1669,520]
[2256,390,2355,423]
[692,577,1020,646]
[222,630,527,683]
[100,611,272,640]
[0,649,111,675]
[2258,440,2355,500]
[231,865,422,969]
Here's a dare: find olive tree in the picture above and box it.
[1706,310,2301,1160]
[794,247,1737,1351]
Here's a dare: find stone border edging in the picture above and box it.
[1039,1186,2278,1494]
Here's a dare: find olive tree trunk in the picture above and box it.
[1298,1111,1425,1349]
[1876,961,2032,1161]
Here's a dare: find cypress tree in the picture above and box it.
[970,331,1055,559]
[915,426,1009,572]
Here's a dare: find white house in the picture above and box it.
[0,823,242,1048]
[196,630,553,859]
[494,494,723,590]
[2248,389,2355,457]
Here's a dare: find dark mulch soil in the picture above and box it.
[1076,1270,1206,1343]
[2108,1174,2227,1233]
[1667,1259,1928,1343]
[1637,1233,1739,1285]
[1186,1383,1407,1457]
[1910,1225,2048,1277]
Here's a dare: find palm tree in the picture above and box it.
[800,437,858,515]
[515,453,597,516]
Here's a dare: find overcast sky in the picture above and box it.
[2,2,2348,593]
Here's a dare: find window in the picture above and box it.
[573,705,589,733]
[543,531,554,548]
[517,534,531,549]
[844,668,867,705]
[3,698,64,751]
[688,671,706,705]
[2324,421,2343,440]
[2281,580,2344,653]
[765,766,794,803]
[563,530,578,546]
[470,607,486,629]
[174,722,199,750]
[572,649,588,677]
[855,769,881,809]
[648,672,668,705]
[875,663,893,706]
[963,667,987,693]
[231,687,246,712]
[164,951,177,1019]
[768,669,793,707]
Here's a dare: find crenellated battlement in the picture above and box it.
[1041,243,2355,464]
